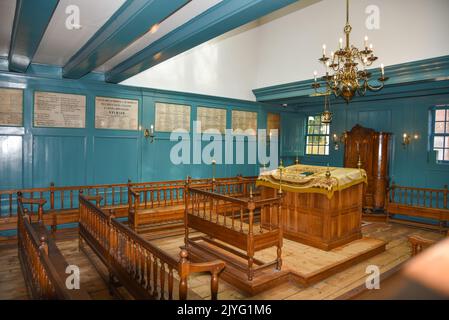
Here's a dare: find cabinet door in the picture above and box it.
[281,113,305,157]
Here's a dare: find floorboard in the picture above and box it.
[0,222,444,300]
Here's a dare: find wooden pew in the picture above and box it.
[0,176,257,233]
[79,195,225,300]
[185,184,283,282]
[386,183,449,232]
[127,176,257,230]
[17,195,90,300]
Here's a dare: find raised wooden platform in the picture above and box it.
[185,234,386,295]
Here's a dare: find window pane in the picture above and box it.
[434,136,444,148]
[306,146,312,154]
[435,122,445,133]
[325,145,329,155]
[436,109,446,121]
[445,137,449,148]
[435,149,444,161]
[445,149,449,161]
[446,122,449,134]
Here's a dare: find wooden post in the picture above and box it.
[49,182,55,210]
[184,178,191,249]
[247,199,255,281]
[37,202,44,224]
[39,236,48,256]
[276,192,283,270]
[178,249,189,300]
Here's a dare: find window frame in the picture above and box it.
[304,114,330,156]
[430,105,449,164]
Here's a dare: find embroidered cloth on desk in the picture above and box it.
[256,164,367,199]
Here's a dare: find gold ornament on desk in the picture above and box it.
[325,163,332,179]
[311,0,389,103]
[278,160,285,195]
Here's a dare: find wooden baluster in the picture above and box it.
[391,182,396,204]
[443,184,449,209]
[240,206,243,232]
[216,200,219,224]
[145,252,151,292]
[9,193,13,217]
[152,256,158,298]
[430,191,433,208]
[49,182,55,210]
[60,190,64,209]
[160,263,166,300]
[247,199,255,281]
[168,267,174,300]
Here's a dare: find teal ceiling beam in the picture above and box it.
[8,0,59,73]
[252,55,449,104]
[63,0,189,79]
[106,0,299,83]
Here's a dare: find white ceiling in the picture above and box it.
[0,0,222,74]
[95,0,222,72]
[0,0,16,57]
[33,0,126,66]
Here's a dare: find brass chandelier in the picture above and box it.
[312,0,389,103]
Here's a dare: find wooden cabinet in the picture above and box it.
[343,124,391,212]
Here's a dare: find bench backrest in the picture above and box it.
[79,195,224,300]
[17,198,90,300]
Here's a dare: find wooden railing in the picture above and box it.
[185,185,283,281]
[386,183,449,232]
[1,176,256,232]
[127,176,258,229]
[17,196,90,300]
[79,195,225,300]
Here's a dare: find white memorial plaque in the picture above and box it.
[155,102,190,132]
[34,91,86,128]
[0,88,23,126]
[197,106,226,133]
[232,110,257,135]
[95,97,139,130]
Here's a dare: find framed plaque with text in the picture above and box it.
[34,91,86,128]
[95,97,139,130]
[0,88,23,126]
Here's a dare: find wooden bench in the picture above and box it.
[185,184,283,283]
[0,176,257,233]
[17,196,90,300]
[127,176,257,230]
[79,195,225,300]
[386,183,449,233]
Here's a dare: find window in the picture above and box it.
[431,106,449,162]
[305,115,330,155]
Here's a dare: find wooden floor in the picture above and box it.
[0,222,444,300]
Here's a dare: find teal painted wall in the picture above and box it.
[280,90,449,190]
[0,70,291,192]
